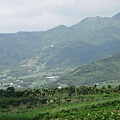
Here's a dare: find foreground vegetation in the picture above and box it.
[0,85,120,119]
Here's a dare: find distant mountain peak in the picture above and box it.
[46,25,67,32]
[111,12,120,19]
[53,25,67,29]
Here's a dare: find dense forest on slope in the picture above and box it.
[0,12,120,71]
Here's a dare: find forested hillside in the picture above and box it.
[0,13,120,71]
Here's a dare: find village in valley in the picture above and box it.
[0,70,64,89]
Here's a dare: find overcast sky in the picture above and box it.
[0,0,120,33]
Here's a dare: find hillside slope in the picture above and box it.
[56,52,120,86]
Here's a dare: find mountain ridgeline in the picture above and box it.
[0,12,120,84]
[0,13,120,69]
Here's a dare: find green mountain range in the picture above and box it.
[52,52,120,87]
[0,12,120,88]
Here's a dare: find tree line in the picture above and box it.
[0,85,120,98]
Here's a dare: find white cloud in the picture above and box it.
[0,0,120,33]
